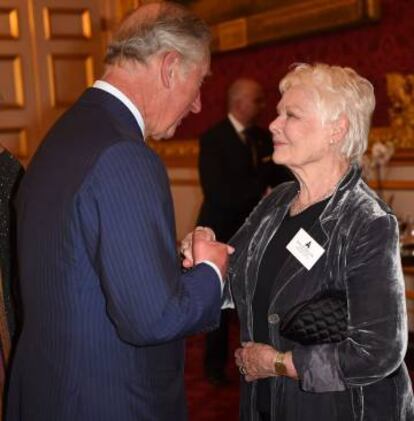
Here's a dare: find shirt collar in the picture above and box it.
[93,80,145,139]
[228,113,245,135]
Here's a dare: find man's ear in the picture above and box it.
[330,113,349,145]
[160,51,181,89]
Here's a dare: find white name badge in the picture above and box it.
[286,228,325,270]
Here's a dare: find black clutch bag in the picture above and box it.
[279,290,348,345]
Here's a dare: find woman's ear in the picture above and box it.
[330,114,349,145]
[160,51,180,89]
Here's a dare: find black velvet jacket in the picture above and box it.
[228,164,414,420]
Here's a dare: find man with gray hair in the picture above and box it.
[6,3,232,421]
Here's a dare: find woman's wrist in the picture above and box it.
[272,350,298,379]
[284,351,299,379]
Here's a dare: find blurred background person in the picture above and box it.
[183,63,414,420]
[0,146,23,414]
[197,78,292,385]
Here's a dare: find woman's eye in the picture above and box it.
[286,112,296,119]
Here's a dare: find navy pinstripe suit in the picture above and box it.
[7,88,221,421]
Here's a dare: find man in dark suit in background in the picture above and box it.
[197,78,292,385]
[7,3,233,421]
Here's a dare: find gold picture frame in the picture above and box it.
[186,0,381,52]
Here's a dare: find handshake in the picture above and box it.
[180,226,234,278]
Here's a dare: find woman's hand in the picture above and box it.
[234,342,298,382]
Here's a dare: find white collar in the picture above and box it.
[93,80,145,139]
[227,113,245,135]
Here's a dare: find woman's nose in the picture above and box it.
[269,116,282,134]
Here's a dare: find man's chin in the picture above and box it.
[152,127,177,141]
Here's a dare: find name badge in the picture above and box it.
[286,228,325,270]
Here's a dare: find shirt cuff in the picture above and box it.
[201,260,224,293]
[221,297,235,309]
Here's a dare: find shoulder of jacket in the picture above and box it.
[346,179,394,220]
[255,181,297,212]
[201,119,233,139]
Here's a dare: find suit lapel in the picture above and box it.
[244,192,294,310]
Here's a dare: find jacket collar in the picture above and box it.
[320,163,362,223]
[267,164,362,312]
[78,88,144,143]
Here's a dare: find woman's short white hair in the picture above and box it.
[279,63,375,163]
[105,2,210,69]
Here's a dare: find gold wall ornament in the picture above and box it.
[387,73,414,149]
[369,72,414,162]
[148,138,199,168]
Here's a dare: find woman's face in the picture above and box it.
[269,86,333,171]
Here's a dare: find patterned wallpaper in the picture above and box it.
[176,0,414,139]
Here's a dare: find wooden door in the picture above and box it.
[0,0,105,165]
[0,0,39,163]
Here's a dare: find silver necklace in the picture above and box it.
[290,187,335,216]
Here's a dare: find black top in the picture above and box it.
[253,197,330,414]
[0,149,23,339]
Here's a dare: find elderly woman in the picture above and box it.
[182,63,414,420]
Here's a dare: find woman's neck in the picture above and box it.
[291,160,350,209]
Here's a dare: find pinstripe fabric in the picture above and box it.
[6,88,222,421]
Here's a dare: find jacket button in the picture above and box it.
[268,313,280,324]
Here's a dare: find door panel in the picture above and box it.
[30,0,103,148]
[0,0,39,162]
[32,0,102,156]
[0,0,104,165]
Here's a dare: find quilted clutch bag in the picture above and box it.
[279,290,348,345]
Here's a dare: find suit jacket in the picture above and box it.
[197,118,292,242]
[228,164,414,420]
[6,88,222,421]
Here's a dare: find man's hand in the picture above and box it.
[180,227,234,278]
[181,226,214,267]
[263,186,273,197]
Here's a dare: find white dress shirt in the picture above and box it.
[93,80,146,138]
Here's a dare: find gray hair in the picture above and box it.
[279,63,375,163]
[105,2,211,68]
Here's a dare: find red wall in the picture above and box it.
[176,0,414,138]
